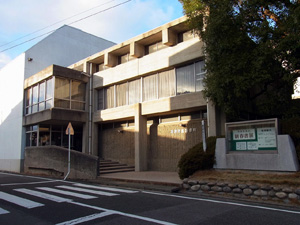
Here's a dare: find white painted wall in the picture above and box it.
[0,54,25,172]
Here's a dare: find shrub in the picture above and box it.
[177,136,218,179]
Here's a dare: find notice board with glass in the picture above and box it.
[226,119,278,151]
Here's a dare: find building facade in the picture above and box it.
[0,25,115,172]
[23,17,225,173]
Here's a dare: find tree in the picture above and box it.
[179,0,300,120]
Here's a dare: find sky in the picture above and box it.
[0,0,184,69]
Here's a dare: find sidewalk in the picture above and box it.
[89,171,182,192]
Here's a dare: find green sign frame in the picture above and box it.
[226,119,278,151]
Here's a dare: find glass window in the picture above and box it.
[195,61,206,91]
[71,80,85,101]
[39,82,45,111]
[98,89,104,110]
[116,83,127,107]
[104,86,115,109]
[46,78,53,100]
[143,74,158,101]
[159,70,176,98]
[25,88,32,115]
[128,79,140,105]
[32,85,38,105]
[55,77,70,100]
[176,64,195,95]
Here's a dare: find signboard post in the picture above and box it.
[202,120,207,152]
[64,122,74,180]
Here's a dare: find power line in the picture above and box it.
[0,0,131,53]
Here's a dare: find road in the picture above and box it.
[0,172,300,225]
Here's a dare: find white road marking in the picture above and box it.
[14,188,72,203]
[73,183,138,194]
[56,185,119,197]
[71,201,178,225]
[142,191,300,215]
[0,207,9,215]
[0,191,44,209]
[36,187,97,199]
[55,211,114,225]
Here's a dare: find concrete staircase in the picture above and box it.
[99,159,135,175]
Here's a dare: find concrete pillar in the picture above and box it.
[134,103,147,171]
[207,100,217,137]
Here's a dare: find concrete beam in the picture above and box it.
[130,42,144,58]
[162,28,177,46]
[104,52,117,67]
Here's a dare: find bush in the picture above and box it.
[281,117,300,163]
[177,136,218,179]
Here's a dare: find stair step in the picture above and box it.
[100,168,135,174]
[98,159,135,175]
[100,165,135,171]
[100,163,127,167]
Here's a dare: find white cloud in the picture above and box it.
[0,53,11,69]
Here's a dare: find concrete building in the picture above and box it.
[22,16,225,177]
[0,25,115,172]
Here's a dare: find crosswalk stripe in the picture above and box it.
[14,188,72,203]
[55,212,114,225]
[0,207,9,215]
[36,187,97,200]
[56,186,119,197]
[73,183,138,194]
[0,191,44,209]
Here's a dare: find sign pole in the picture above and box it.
[64,123,74,180]
[202,120,207,152]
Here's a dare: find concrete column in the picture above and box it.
[104,52,117,67]
[134,103,147,171]
[207,100,217,137]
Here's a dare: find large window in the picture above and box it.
[25,77,86,115]
[25,78,53,115]
[54,77,86,110]
[176,61,206,95]
[97,61,205,110]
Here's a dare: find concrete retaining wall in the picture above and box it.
[24,146,98,179]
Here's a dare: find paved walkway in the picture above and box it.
[99,171,182,186]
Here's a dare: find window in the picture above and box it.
[116,83,127,107]
[71,80,86,110]
[128,79,140,104]
[158,70,176,98]
[176,61,206,95]
[143,74,158,101]
[54,77,70,109]
[104,86,115,109]
[25,77,53,115]
[176,64,195,95]
[145,41,167,55]
[178,30,195,43]
[96,62,205,110]
[54,77,86,110]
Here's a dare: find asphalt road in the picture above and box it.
[0,172,300,225]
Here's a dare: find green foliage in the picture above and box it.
[177,136,218,179]
[281,117,300,162]
[179,0,300,120]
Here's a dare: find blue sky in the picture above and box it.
[0,0,184,69]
